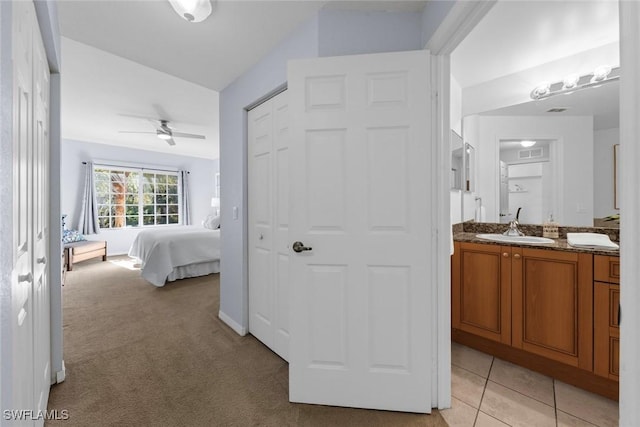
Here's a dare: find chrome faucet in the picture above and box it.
[503,207,524,236]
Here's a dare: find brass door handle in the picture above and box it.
[503,252,509,257]
[513,254,521,259]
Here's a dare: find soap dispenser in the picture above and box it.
[543,213,559,238]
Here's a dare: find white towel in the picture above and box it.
[567,233,619,250]
[474,206,486,222]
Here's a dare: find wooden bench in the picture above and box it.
[64,240,107,271]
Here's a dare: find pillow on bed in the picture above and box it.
[202,215,220,230]
[63,229,87,244]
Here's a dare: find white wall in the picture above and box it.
[594,127,620,218]
[468,115,594,226]
[219,16,320,334]
[318,9,422,57]
[62,139,219,255]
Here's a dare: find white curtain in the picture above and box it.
[77,162,100,234]
[180,170,191,225]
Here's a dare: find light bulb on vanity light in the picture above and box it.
[520,140,536,148]
[592,65,612,82]
[562,73,580,89]
[530,82,551,99]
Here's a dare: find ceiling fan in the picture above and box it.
[119,119,206,146]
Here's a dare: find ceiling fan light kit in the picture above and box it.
[119,117,205,147]
[168,0,213,23]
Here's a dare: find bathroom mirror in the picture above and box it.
[450,0,619,227]
[461,79,619,226]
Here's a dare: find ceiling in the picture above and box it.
[451,1,619,89]
[61,37,220,159]
[451,0,619,130]
[58,0,428,160]
[58,0,328,91]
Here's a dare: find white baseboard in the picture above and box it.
[218,310,247,336]
[55,360,66,383]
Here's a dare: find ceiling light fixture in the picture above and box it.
[520,140,536,148]
[168,0,213,23]
[530,66,619,100]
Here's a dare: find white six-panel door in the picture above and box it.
[10,1,51,422]
[32,12,51,415]
[287,51,433,412]
[248,90,290,361]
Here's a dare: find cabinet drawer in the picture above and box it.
[594,255,620,283]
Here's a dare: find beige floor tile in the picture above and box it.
[475,411,510,427]
[488,358,554,406]
[555,381,619,427]
[452,342,494,378]
[480,381,556,427]
[440,396,478,427]
[557,410,599,427]
[452,365,487,408]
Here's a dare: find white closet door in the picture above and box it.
[11,0,36,417]
[9,1,51,420]
[32,14,51,414]
[248,90,290,361]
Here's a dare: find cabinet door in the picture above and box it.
[512,249,593,369]
[452,242,511,344]
[594,282,620,380]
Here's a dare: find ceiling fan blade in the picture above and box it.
[118,131,157,134]
[171,131,206,140]
[166,138,176,146]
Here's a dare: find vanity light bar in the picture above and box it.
[530,66,620,100]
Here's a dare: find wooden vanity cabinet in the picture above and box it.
[511,248,593,370]
[452,242,512,344]
[452,242,594,369]
[594,255,621,380]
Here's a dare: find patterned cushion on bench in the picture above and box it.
[65,240,106,255]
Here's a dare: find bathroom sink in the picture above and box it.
[475,234,555,245]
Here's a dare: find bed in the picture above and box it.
[128,226,221,287]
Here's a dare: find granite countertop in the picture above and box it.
[453,232,620,256]
[453,222,620,256]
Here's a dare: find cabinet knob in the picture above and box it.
[503,252,509,257]
[514,254,521,259]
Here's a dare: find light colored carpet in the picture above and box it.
[47,256,447,427]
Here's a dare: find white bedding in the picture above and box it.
[128,226,221,287]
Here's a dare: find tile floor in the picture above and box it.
[441,342,619,427]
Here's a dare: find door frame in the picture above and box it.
[425,0,496,409]
[433,0,639,421]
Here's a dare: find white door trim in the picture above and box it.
[619,1,639,424]
[424,1,496,410]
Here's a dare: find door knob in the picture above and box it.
[292,241,312,253]
[18,273,33,283]
[37,256,47,264]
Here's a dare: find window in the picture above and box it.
[95,166,180,229]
